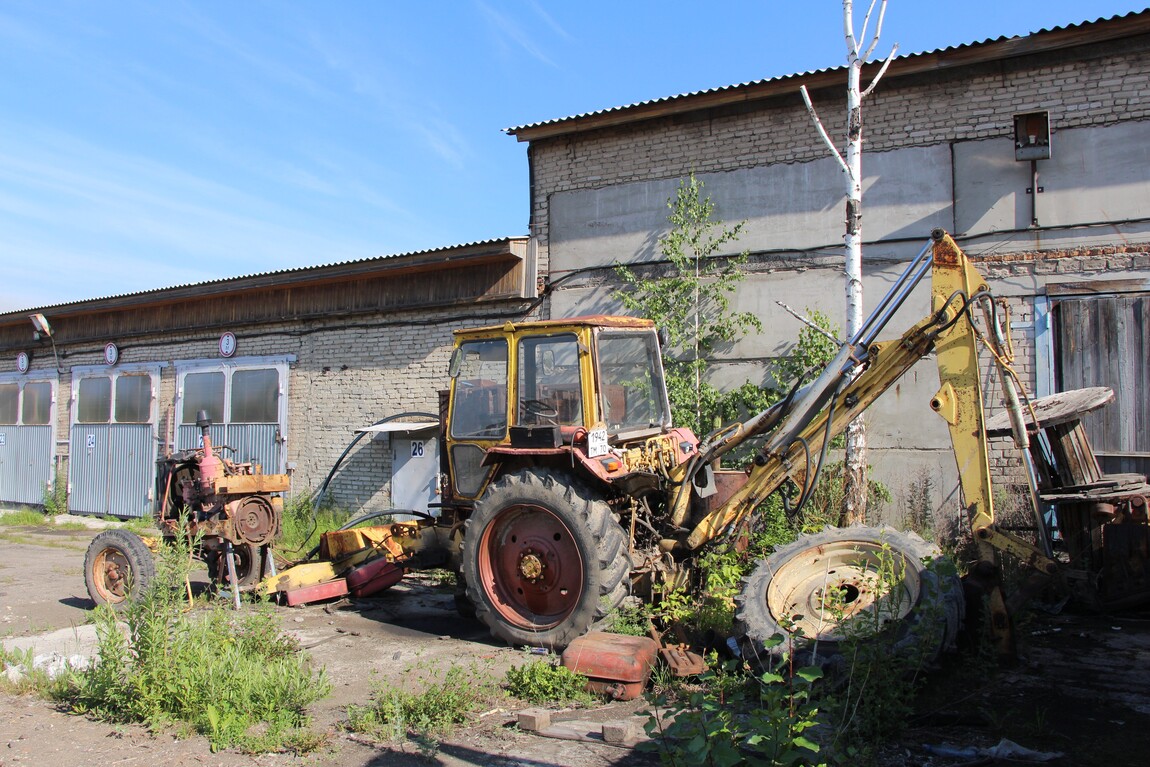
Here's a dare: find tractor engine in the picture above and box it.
[156,410,289,589]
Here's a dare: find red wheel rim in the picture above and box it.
[91,547,131,604]
[477,504,584,631]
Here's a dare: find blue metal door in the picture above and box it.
[0,376,56,506]
[68,368,159,518]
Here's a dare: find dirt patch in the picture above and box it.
[2,521,1150,766]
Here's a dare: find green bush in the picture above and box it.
[41,472,68,516]
[643,639,825,767]
[605,599,653,637]
[504,656,593,705]
[821,555,957,762]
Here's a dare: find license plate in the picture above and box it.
[587,428,608,457]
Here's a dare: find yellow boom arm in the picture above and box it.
[679,230,1056,584]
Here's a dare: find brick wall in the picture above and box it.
[527,36,1150,277]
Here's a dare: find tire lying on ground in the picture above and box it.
[461,468,630,650]
[84,528,156,609]
[735,525,963,673]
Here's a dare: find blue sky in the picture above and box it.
[1,1,1145,313]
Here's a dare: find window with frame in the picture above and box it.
[516,334,583,426]
[450,339,509,438]
[22,381,52,425]
[114,375,152,424]
[231,368,279,423]
[182,371,225,424]
[0,383,17,425]
[77,377,112,424]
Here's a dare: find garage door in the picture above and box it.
[0,374,57,506]
[68,366,160,518]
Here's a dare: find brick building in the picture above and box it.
[507,11,1150,523]
[0,239,535,517]
[1,12,1148,524]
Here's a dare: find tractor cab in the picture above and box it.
[444,316,674,500]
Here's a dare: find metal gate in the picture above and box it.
[174,358,290,474]
[68,365,161,518]
[0,374,57,506]
[1054,292,1150,477]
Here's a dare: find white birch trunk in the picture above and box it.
[842,1,868,526]
[800,0,897,525]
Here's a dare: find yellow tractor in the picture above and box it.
[434,229,1147,656]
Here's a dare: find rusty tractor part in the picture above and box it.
[561,632,659,701]
[84,409,291,610]
[647,621,706,677]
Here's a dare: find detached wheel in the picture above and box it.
[84,529,156,609]
[735,525,962,671]
[461,469,629,649]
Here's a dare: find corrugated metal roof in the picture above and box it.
[505,11,1147,135]
[0,236,527,319]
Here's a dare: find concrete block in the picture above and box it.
[517,708,552,732]
[601,719,635,744]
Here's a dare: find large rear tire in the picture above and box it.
[84,529,156,609]
[735,525,963,672]
[461,469,629,649]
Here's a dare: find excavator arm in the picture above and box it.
[677,231,1056,598]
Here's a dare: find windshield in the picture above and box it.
[449,338,508,439]
[517,334,583,426]
[596,331,670,435]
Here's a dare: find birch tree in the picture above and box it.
[799,0,897,525]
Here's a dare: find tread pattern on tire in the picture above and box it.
[84,529,157,609]
[734,524,964,672]
[461,468,630,649]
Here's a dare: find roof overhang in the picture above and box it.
[507,12,1150,143]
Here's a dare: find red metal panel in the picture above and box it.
[348,559,404,597]
[561,632,658,701]
[283,578,349,606]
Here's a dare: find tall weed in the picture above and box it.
[278,493,352,556]
[643,638,825,767]
[61,530,330,753]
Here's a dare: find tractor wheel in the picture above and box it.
[735,525,963,673]
[84,529,156,609]
[453,573,478,620]
[461,469,629,649]
[206,542,266,590]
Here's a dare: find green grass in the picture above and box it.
[277,495,353,557]
[347,662,497,746]
[503,656,594,706]
[0,510,52,527]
